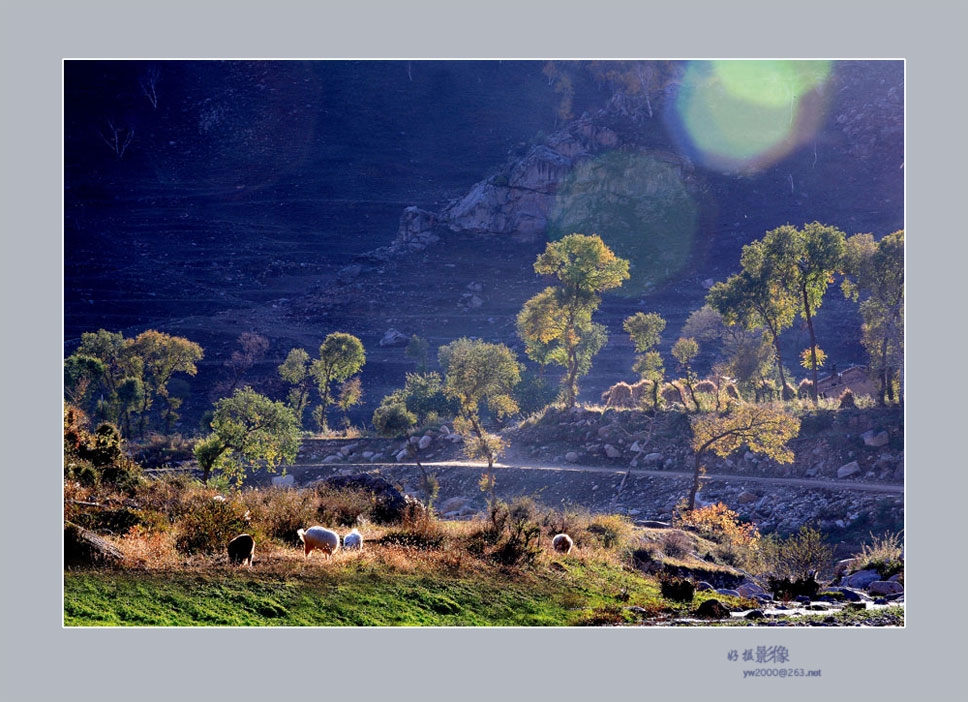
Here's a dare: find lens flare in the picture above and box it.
[548,150,698,295]
[670,60,833,173]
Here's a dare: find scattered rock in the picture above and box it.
[604,444,621,458]
[271,474,296,488]
[643,452,663,464]
[837,461,861,479]
[439,496,468,513]
[861,430,889,447]
[744,609,765,620]
[695,581,714,592]
[379,328,409,347]
[565,451,579,463]
[736,491,757,505]
[418,435,433,450]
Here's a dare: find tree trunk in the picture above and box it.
[771,335,788,397]
[688,452,703,510]
[801,287,820,406]
[565,349,579,409]
[879,336,890,406]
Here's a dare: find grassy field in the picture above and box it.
[64,542,754,627]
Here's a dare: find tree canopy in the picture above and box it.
[842,230,904,403]
[439,338,522,502]
[195,387,301,485]
[518,234,628,407]
[687,403,800,508]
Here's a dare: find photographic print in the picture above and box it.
[63,59,904,628]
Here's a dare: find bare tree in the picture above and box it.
[139,66,160,109]
[98,120,134,158]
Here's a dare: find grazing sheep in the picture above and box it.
[552,533,574,554]
[297,526,341,558]
[227,534,255,567]
[342,528,364,551]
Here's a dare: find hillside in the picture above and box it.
[64,60,903,429]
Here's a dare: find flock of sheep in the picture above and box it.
[225,528,575,567]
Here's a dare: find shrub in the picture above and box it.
[542,506,585,536]
[767,575,820,601]
[853,531,903,577]
[659,575,695,603]
[381,501,445,550]
[174,494,251,554]
[484,498,543,566]
[676,503,760,550]
[586,514,635,550]
[64,408,141,491]
[242,487,319,546]
[838,388,857,408]
[578,605,628,626]
[314,484,379,526]
[660,530,692,559]
[676,503,760,568]
[759,525,833,580]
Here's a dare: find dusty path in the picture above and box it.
[288,458,903,494]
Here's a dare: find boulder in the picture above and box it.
[379,328,409,347]
[861,430,890,447]
[716,588,740,598]
[339,443,359,457]
[868,580,903,596]
[439,496,468,513]
[604,444,621,458]
[271,474,296,488]
[737,582,765,598]
[833,558,857,577]
[736,491,757,505]
[643,452,663,464]
[845,569,881,589]
[694,599,730,619]
[565,451,579,463]
[837,461,861,479]
[323,454,341,464]
[418,435,432,450]
[744,609,765,620]
[695,581,714,592]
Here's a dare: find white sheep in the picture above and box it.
[552,533,574,554]
[342,528,364,551]
[297,526,341,558]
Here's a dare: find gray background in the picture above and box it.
[2,1,964,700]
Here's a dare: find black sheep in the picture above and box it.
[227,534,255,567]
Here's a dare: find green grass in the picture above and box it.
[64,555,753,627]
